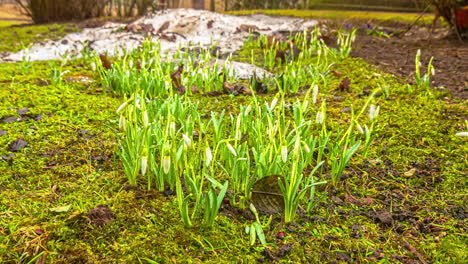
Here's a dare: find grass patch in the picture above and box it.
[227,9,435,25]
[0,21,28,28]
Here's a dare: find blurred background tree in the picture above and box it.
[426,0,467,37]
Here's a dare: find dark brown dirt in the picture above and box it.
[350,24,468,99]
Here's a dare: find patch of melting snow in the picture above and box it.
[2,9,318,78]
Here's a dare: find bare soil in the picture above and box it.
[349,23,468,99]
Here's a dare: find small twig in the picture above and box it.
[392,5,432,37]
[403,240,427,264]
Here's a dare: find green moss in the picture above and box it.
[0,22,466,263]
[0,23,80,52]
[227,9,435,25]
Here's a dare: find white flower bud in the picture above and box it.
[226,143,237,157]
[205,146,213,166]
[303,143,310,153]
[141,156,148,176]
[357,123,364,134]
[316,111,324,124]
[244,105,252,116]
[182,134,192,147]
[281,145,288,163]
[163,156,171,174]
[269,97,278,111]
[142,110,149,127]
[369,104,380,120]
[312,85,319,104]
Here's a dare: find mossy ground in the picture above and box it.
[227,9,435,26]
[0,23,80,53]
[0,13,466,264]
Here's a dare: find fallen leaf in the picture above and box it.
[170,64,184,91]
[190,85,199,93]
[251,175,284,215]
[176,85,186,95]
[50,204,71,213]
[66,210,83,221]
[330,70,343,77]
[207,20,214,29]
[0,153,14,160]
[160,33,176,42]
[262,248,279,261]
[344,193,373,206]
[17,108,30,115]
[99,54,112,70]
[340,107,351,112]
[0,129,5,136]
[369,210,393,225]
[8,140,28,152]
[2,116,18,123]
[338,77,351,92]
[157,21,170,33]
[403,241,427,264]
[275,50,286,63]
[336,252,351,262]
[242,87,252,95]
[235,24,260,33]
[331,196,343,204]
[51,184,59,193]
[403,168,416,177]
[276,243,293,257]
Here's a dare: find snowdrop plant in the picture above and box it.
[414,49,435,91]
[336,28,357,58]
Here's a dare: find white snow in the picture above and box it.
[2,9,318,62]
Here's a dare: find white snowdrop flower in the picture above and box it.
[369,104,380,120]
[163,156,171,174]
[302,100,309,111]
[312,85,319,104]
[119,115,126,131]
[90,62,96,72]
[142,110,149,127]
[303,143,311,153]
[455,132,468,137]
[227,143,237,157]
[316,111,324,124]
[269,97,279,111]
[357,123,364,134]
[169,122,176,135]
[249,203,258,215]
[244,104,252,116]
[293,137,301,156]
[281,145,288,163]
[116,101,128,114]
[182,134,192,147]
[141,156,148,176]
[205,146,213,166]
